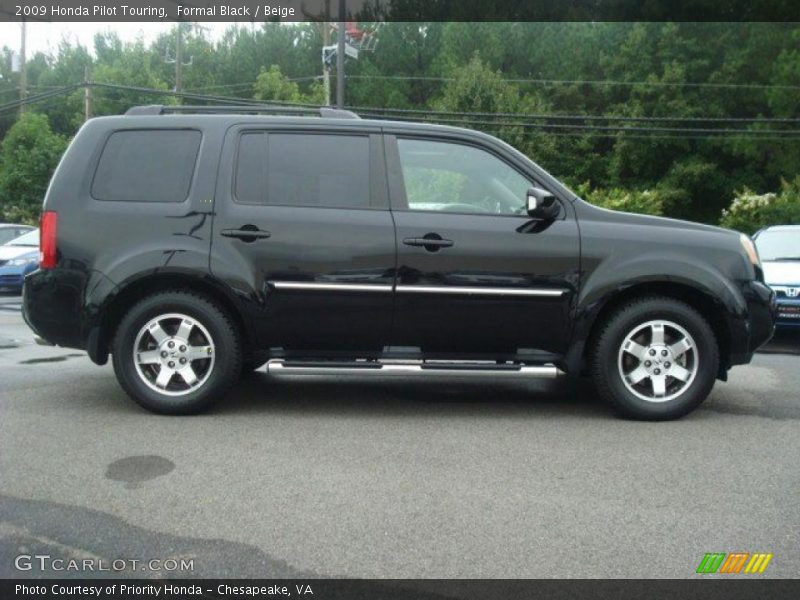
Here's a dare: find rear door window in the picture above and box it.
[92,129,202,202]
[234,132,372,209]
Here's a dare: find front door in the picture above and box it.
[211,127,395,354]
[386,135,580,358]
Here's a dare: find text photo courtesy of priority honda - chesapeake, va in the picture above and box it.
[0,2,799,599]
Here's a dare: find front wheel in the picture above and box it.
[112,291,242,414]
[590,297,719,420]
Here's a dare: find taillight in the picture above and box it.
[40,211,58,269]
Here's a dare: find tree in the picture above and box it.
[433,56,555,164]
[253,65,325,104]
[1,22,799,227]
[89,33,173,115]
[253,65,303,102]
[0,113,67,224]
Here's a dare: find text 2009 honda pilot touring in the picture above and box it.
[23,105,776,420]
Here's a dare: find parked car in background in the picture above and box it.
[754,225,800,329]
[0,224,35,246]
[0,249,39,294]
[0,229,39,265]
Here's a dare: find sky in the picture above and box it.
[0,22,240,58]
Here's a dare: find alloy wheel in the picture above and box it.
[617,319,698,403]
[132,312,215,396]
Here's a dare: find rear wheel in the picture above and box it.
[591,297,719,420]
[112,291,242,414]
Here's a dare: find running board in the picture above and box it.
[265,359,563,379]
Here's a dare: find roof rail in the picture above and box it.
[124,104,360,119]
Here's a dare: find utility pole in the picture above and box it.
[322,1,331,106]
[166,22,192,102]
[84,65,92,121]
[175,23,184,96]
[336,0,345,108]
[302,0,333,106]
[19,18,27,115]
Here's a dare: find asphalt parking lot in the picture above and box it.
[1,292,798,579]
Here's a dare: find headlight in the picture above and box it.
[8,257,38,267]
[740,234,761,267]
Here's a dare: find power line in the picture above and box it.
[351,104,800,124]
[0,85,80,115]
[356,112,800,137]
[8,83,796,126]
[187,74,800,95]
[3,83,800,141]
[185,82,255,93]
[344,74,800,91]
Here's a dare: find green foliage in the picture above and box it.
[434,56,555,160]
[574,182,665,216]
[253,65,303,102]
[1,22,799,227]
[719,178,800,234]
[253,65,326,104]
[0,113,67,224]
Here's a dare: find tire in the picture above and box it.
[111,291,242,415]
[590,296,719,421]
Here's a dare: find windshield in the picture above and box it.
[6,229,39,247]
[755,229,800,261]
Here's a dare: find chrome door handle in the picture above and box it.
[220,227,271,241]
[403,236,454,251]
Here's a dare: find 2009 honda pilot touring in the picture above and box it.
[23,105,776,420]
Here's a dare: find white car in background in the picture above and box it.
[754,225,800,329]
[0,228,40,265]
[0,224,35,246]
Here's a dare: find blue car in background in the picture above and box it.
[0,249,39,294]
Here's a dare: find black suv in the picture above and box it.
[23,105,776,419]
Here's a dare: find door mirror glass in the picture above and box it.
[526,187,560,221]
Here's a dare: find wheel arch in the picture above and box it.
[571,281,733,379]
[91,272,253,365]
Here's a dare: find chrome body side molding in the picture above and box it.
[269,281,566,297]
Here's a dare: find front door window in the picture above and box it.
[396,138,533,216]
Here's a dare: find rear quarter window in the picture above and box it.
[91,129,202,202]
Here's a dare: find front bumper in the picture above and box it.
[728,280,776,367]
[775,298,800,327]
[0,269,27,292]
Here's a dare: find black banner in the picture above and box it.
[0,0,798,22]
[3,579,800,600]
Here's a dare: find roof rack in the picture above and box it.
[124,104,360,119]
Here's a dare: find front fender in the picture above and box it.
[578,251,747,328]
[562,252,748,376]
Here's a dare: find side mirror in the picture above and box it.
[526,187,560,221]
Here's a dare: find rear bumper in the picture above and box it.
[22,269,86,349]
[22,268,116,356]
[728,280,777,366]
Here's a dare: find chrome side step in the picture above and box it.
[265,359,563,379]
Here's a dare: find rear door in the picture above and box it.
[211,125,395,354]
